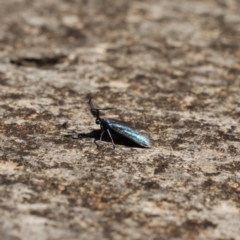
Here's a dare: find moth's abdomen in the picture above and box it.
[107,121,151,147]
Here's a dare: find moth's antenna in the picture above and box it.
[86,93,113,119]
[86,94,100,119]
[86,94,96,109]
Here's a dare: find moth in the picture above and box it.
[86,94,151,149]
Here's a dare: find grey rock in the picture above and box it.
[0,0,240,239]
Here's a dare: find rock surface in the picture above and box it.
[0,0,240,239]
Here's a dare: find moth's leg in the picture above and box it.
[94,139,100,148]
[100,130,105,141]
[106,129,115,149]
[94,130,105,148]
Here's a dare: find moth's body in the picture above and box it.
[96,118,151,148]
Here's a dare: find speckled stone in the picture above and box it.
[0,0,240,240]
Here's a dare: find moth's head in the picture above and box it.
[96,118,101,125]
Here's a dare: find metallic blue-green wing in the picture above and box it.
[105,119,151,147]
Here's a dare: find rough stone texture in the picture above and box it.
[0,0,240,239]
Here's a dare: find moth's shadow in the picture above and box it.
[65,129,144,148]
